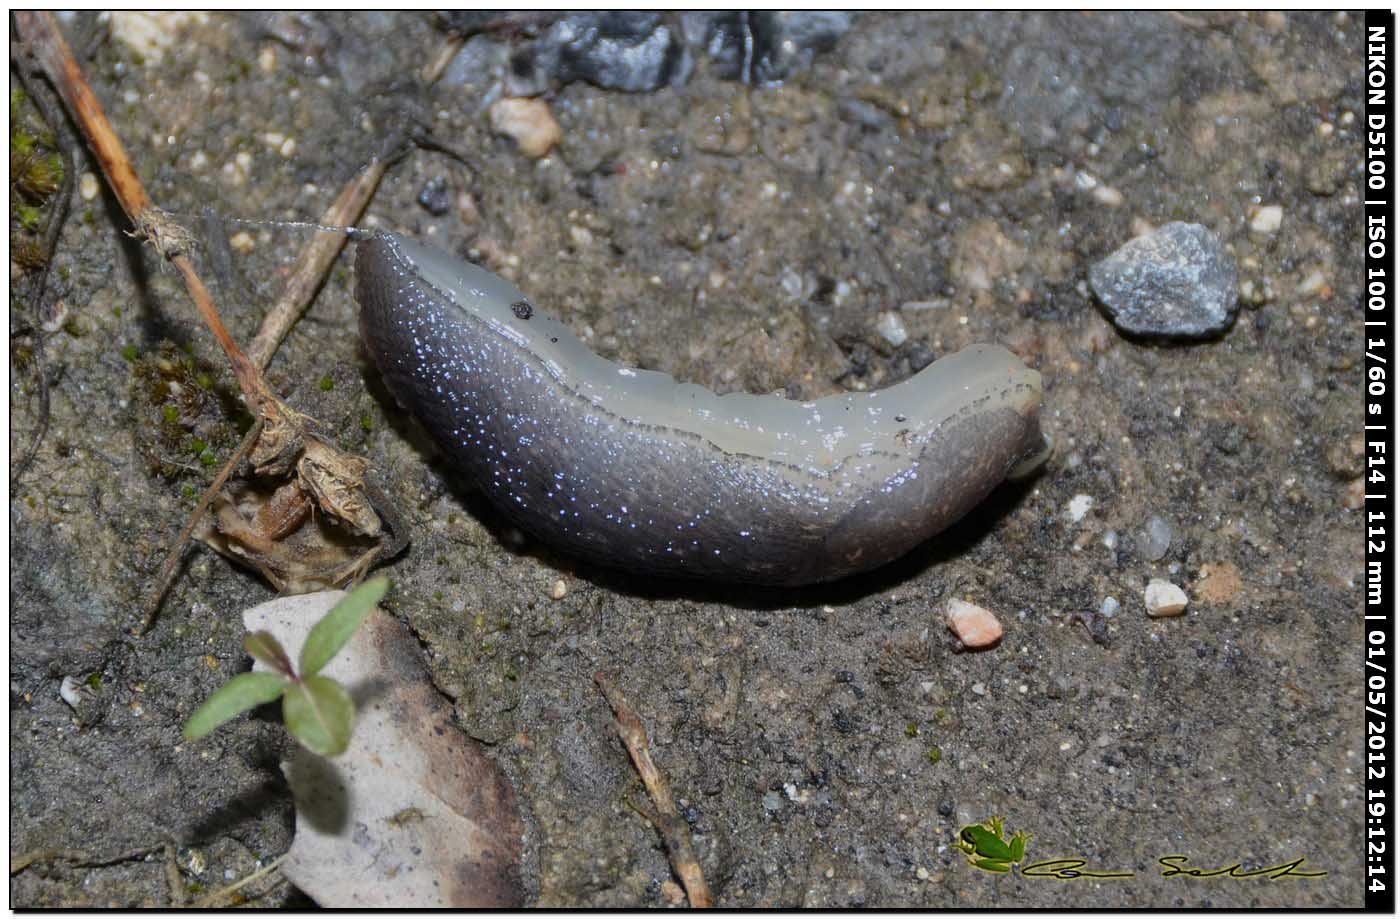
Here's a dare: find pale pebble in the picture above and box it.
[944,599,1003,649]
[1144,578,1189,617]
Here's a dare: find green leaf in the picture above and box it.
[298,576,388,678]
[244,630,294,677]
[183,672,289,741]
[283,675,355,756]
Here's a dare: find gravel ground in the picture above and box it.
[10,11,1365,907]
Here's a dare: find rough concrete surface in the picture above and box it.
[10,11,1365,907]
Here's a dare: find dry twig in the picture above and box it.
[10,843,166,876]
[245,165,385,371]
[10,43,78,488]
[594,672,714,908]
[140,420,264,634]
[190,854,287,908]
[14,11,271,413]
[13,11,406,628]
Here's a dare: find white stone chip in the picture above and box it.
[1144,578,1189,617]
[875,311,908,347]
[1249,204,1283,234]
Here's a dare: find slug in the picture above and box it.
[356,232,1048,585]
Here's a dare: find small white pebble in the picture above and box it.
[1100,596,1120,618]
[971,681,987,695]
[550,579,567,600]
[1249,204,1283,234]
[189,150,208,171]
[40,299,70,333]
[59,675,85,709]
[258,45,277,73]
[1144,579,1189,617]
[489,97,562,159]
[279,137,296,158]
[945,599,1003,649]
[875,311,908,347]
[79,172,99,201]
[1066,494,1093,523]
[229,231,255,254]
[916,866,929,880]
[1092,184,1124,207]
[1297,270,1327,298]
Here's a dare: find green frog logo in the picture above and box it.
[956,816,1031,874]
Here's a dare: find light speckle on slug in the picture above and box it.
[356,231,1047,585]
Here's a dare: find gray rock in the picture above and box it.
[682,11,852,84]
[1090,222,1239,338]
[1138,514,1174,561]
[509,13,692,94]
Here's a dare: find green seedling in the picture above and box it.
[182,577,388,757]
[956,815,1031,873]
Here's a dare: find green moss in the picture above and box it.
[318,375,334,391]
[162,405,180,424]
[121,344,140,362]
[199,449,218,467]
[926,746,943,766]
[14,204,42,232]
[904,722,920,738]
[360,412,374,432]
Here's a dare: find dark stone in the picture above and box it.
[682,11,852,84]
[416,176,451,216]
[906,342,936,373]
[509,12,692,94]
[1089,222,1240,339]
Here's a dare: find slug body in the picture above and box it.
[356,232,1046,585]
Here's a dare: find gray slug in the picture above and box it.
[356,232,1048,585]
